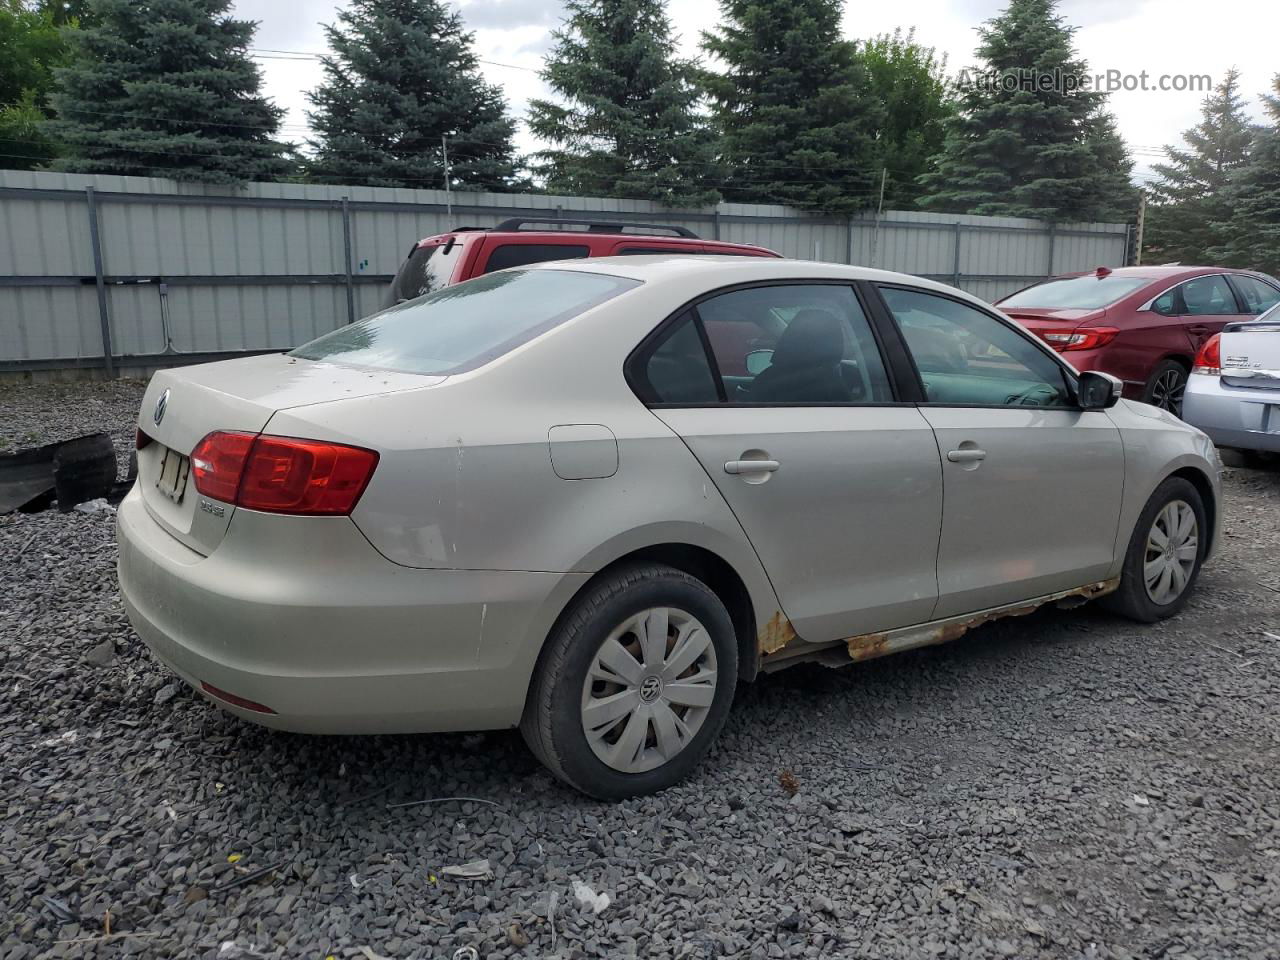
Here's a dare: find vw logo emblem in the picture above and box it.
[153,388,170,426]
[639,675,663,703]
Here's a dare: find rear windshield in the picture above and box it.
[1001,275,1151,310]
[382,240,466,309]
[295,269,639,376]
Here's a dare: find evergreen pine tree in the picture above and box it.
[1081,110,1139,222]
[527,0,720,206]
[919,0,1134,221]
[861,28,953,210]
[46,0,293,184]
[307,0,519,191]
[700,0,883,213]
[1208,75,1280,274]
[1144,69,1254,265]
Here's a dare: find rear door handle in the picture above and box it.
[946,449,987,463]
[1188,324,1210,335]
[725,459,781,475]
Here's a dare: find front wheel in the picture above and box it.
[1102,477,1206,622]
[521,564,738,799]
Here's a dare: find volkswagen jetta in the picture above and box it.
[117,258,1221,798]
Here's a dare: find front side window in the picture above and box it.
[880,286,1071,407]
[1179,275,1238,316]
[1232,275,1280,314]
[294,269,638,376]
[481,243,590,274]
[697,284,893,404]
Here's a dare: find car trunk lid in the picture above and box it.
[135,353,442,556]
[1220,319,1280,390]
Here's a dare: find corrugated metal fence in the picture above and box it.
[0,170,1132,375]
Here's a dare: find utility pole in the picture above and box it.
[442,135,452,221]
[871,168,888,268]
[1134,194,1147,266]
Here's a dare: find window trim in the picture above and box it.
[623,278,912,409]
[1138,272,1246,316]
[867,281,1084,411]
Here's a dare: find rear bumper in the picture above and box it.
[1182,374,1280,454]
[116,485,585,733]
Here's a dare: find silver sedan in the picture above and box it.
[117,257,1221,798]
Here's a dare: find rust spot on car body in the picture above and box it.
[758,611,797,655]
[843,578,1120,663]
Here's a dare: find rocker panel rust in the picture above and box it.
[756,577,1120,669]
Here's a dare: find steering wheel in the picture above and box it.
[1006,383,1060,406]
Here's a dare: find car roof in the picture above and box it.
[520,254,979,299]
[1051,265,1244,282]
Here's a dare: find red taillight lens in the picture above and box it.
[191,431,256,503]
[1038,326,1121,352]
[136,428,153,450]
[235,436,379,515]
[190,431,377,515]
[1193,333,1222,375]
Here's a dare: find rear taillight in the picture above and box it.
[190,431,378,516]
[1038,326,1120,352]
[191,431,256,503]
[1192,333,1222,375]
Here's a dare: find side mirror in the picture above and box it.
[745,349,774,376]
[1077,371,1123,410]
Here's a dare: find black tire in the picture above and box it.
[1142,359,1189,417]
[1102,477,1207,623]
[521,563,738,800]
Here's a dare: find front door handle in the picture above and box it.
[946,449,987,463]
[725,459,781,475]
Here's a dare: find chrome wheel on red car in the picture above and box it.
[1145,361,1188,416]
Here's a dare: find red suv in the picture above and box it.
[383,217,780,308]
[997,266,1280,415]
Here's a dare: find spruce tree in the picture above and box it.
[307,0,519,191]
[1208,75,1280,275]
[1081,110,1139,222]
[46,0,293,184]
[701,0,883,213]
[1144,69,1254,265]
[527,0,720,206]
[861,28,953,210]
[919,0,1134,222]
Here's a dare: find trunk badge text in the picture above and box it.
[153,388,170,426]
[199,499,225,518]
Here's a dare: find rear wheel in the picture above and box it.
[1143,359,1189,416]
[521,564,738,799]
[1102,477,1206,622]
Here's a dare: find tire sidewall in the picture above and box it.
[1143,360,1188,413]
[546,572,738,800]
[1120,477,1207,620]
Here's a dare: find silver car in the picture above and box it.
[1183,305,1280,465]
[117,258,1221,798]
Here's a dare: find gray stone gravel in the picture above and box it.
[2,379,1279,960]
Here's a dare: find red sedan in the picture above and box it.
[997,266,1280,415]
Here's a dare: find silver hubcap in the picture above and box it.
[1151,368,1186,415]
[1144,500,1198,605]
[580,607,718,774]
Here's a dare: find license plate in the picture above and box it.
[155,446,190,503]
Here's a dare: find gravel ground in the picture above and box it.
[2,379,1279,960]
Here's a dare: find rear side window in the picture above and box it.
[1179,275,1238,315]
[383,240,465,308]
[1232,275,1280,314]
[482,243,589,274]
[1000,275,1150,309]
[637,312,720,403]
[294,269,638,376]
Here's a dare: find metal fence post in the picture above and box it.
[340,197,355,325]
[952,222,962,287]
[847,216,855,265]
[1046,224,1056,277]
[712,209,721,241]
[84,187,115,377]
